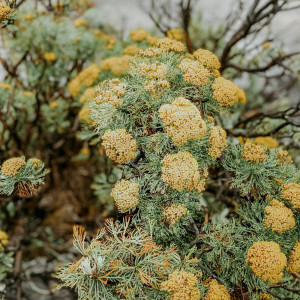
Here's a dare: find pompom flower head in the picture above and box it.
[193,49,221,70]
[287,242,300,274]
[159,97,206,146]
[208,126,227,158]
[212,77,238,107]
[0,2,11,20]
[281,183,300,209]
[203,279,230,300]
[155,38,186,52]
[1,157,26,177]
[242,142,267,162]
[162,204,188,225]
[246,241,287,283]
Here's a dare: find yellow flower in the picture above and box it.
[281,183,300,209]
[193,49,221,70]
[262,42,271,50]
[246,241,287,283]
[0,82,12,90]
[287,242,300,273]
[110,180,140,212]
[253,136,279,150]
[259,294,273,300]
[78,106,93,124]
[123,45,139,56]
[130,29,151,42]
[167,28,183,41]
[236,87,247,104]
[160,270,200,300]
[159,97,206,146]
[203,279,230,300]
[137,61,167,80]
[212,77,239,107]
[1,157,26,177]
[102,129,137,164]
[24,13,34,21]
[74,19,89,28]
[0,2,11,20]
[242,142,267,162]
[163,204,188,225]
[138,47,163,58]
[100,55,131,76]
[277,149,292,164]
[50,101,59,109]
[0,230,8,249]
[155,38,186,52]
[44,52,56,62]
[208,126,227,159]
[79,87,96,104]
[264,200,295,233]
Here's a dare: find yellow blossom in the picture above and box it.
[262,42,271,50]
[253,136,279,150]
[242,142,267,162]
[146,35,159,45]
[212,77,239,107]
[100,55,131,76]
[203,279,230,300]
[1,157,26,177]
[78,106,93,124]
[0,2,10,20]
[102,129,137,164]
[110,180,140,212]
[246,241,287,283]
[44,52,56,62]
[0,82,12,90]
[287,242,300,273]
[193,49,221,70]
[259,294,273,300]
[236,87,247,104]
[159,97,206,146]
[281,183,300,209]
[123,45,139,56]
[208,126,227,159]
[277,149,292,164]
[79,87,96,104]
[0,230,8,249]
[138,47,163,58]
[137,61,167,80]
[74,19,89,28]
[167,28,183,41]
[50,101,59,109]
[155,38,186,52]
[130,29,151,42]
[163,204,188,225]
[264,200,295,233]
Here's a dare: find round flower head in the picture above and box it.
[236,87,247,104]
[259,294,273,300]
[208,126,227,158]
[212,77,239,107]
[277,149,292,164]
[178,58,210,87]
[155,38,186,52]
[281,183,300,209]
[253,136,279,150]
[287,242,300,274]
[242,142,267,162]
[193,49,221,70]
[0,230,8,249]
[166,28,183,41]
[111,180,140,212]
[246,241,287,283]
[130,29,151,42]
[138,47,163,58]
[0,2,11,20]
[1,157,26,177]
[100,55,131,76]
[79,87,96,104]
[78,106,93,124]
[160,270,200,300]
[162,204,188,225]
[264,200,295,233]
[203,279,230,300]
[102,129,137,164]
[159,97,207,146]
[161,151,205,193]
[137,61,167,80]
[123,45,139,56]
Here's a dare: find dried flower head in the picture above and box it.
[264,200,295,233]
[159,97,206,146]
[253,136,279,150]
[203,279,230,300]
[138,47,163,58]
[0,2,11,20]
[178,58,210,87]
[193,49,221,70]
[100,55,131,76]
[160,270,200,300]
[130,29,151,42]
[166,28,183,41]
[212,77,239,107]
[246,241,287,283]
[1,157,26,177]
[287,242,300,274]
[277,150,292,164]
[123,45,139,56]
[281,183,300,209]
[0,230,8,249]
[161,151,206,193]
[102,129,137,164]
[208,126,227,159]
[137,61,167,80]
[163,204,188,225]
[44,52,56,62]
[242,142,267,162]
[111,180,140,212]
[155,38,186,52]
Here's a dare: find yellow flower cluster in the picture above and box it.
[93,29,116,50]
[78,106,93,124]
[24,13,34,21]
[138,47,163,58]
[212,77,239,107]
[160,270,200,300]
[28,158,41,169]
[123,45,139,55]
[246,241,287,283]
[68,64,101,98]
[162,204,188,225]
[203,279,230,300]
[0,82,12,90]
[287,242,300,273]
[0,2,10,20]
[159,97,206,146]
[253,136,279,150]
[155,38,186,52]
[1,157,26,177]
[102,129,137,164]
[94,78,125,107]
[208,126,227,159]
[264,200,295,233]
[50,101,58,109]
[100,55,131,76]
[137,61,167,80]
[167,28,183,41]
[193,49,221,70]
[43,52,56,62]
[161,151,206,193]
[130,29,151,42]
[178,58,210,87]
[236,87,247,104]
[242,142,267,162]
[74,19,89,28]
[79,87,96,104]
[110,180,140,212]
[277,149,292,164]
[144,79,170,95]
[259,294,273,300]
[0,230,8,249]
[281,183,300,209]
